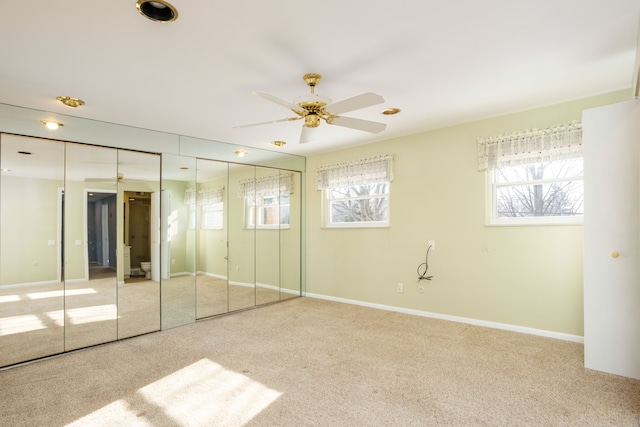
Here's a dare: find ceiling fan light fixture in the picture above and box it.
[381,107,401,115]
[40,120,63,130]
[136,0,178,22]
[304,114,321,128]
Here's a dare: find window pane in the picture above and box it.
[330,183,388,199]
[496,159,583,184]
[496,181,584,218]
[280,205,290,225]
[330,196,389,223]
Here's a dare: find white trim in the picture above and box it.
[305,293,584,344]
[0,280,61,289]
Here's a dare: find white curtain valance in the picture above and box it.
[198,186,225,205]
[316,154,394,190]
[184,188,196,205]
[238,173,292,198]
[477,121,582,171]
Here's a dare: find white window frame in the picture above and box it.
[246,193,290,230]
[322,181,390,229]
[201,201,224,230]
[486,159,584,226]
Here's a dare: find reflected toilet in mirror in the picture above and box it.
[117,150,161,339]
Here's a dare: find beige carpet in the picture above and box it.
[1,297,639,426]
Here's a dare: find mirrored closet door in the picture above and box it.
[117,150,161,339]
[195,159,229,318]
[228,164,256,312]
[280,170,302,301]
[0,135,66,366]
[64,143,119,351]
[160,154,197,330]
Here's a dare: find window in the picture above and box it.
[489,158,583,225]
[246,194,290,229]
[324,182,389,227]
[317,154,393,228]
[478,121,583,226]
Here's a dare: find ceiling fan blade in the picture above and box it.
[233,116,301,129]
[252,92,305,114]
[324,92,384,115]
[328,116,387,133]
[300,125,317,144]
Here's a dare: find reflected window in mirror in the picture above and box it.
[240,172,292,229]
[199,186,224,230]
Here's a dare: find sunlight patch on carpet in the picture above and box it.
[67,358,282,426]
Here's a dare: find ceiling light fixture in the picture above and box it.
[40,120,63,130]
[234,150,248,157]
[270,141,286,147]
[1,168,12,173]
[136,0,178,22]
[56,96,85,108]
[381,107,401,115]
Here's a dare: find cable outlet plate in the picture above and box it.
[428,240,435,251]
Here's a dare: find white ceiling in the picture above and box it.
[1,1,639,157]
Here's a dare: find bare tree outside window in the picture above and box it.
[328,183,389,224]
[495,159,583,218]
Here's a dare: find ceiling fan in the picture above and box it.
[234,73,387,144]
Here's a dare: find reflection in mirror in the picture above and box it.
[255,167,284,306]
[280,170,302,300]
[117,150,160,339]
[64,143,118,351]
[160,154,196,329]
[196,159,229,318]
[228,164,256,312]
[0,135,65,366]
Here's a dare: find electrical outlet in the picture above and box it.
[397,282,404,293]
[428,240,435,251]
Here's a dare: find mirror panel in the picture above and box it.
[160,154,196,329]
[280,170,302,300]
[0,135,65,366]
[117,150,161,339]
[64,143,118,351]
[255,167,282,306]
[228,164,256,312]
[195,159,229,318]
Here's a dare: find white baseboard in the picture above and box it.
[305,293,584,344]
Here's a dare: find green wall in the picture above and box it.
[305,90,631,337]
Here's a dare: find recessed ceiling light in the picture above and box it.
[271,141,286,147]
[56,96,85,108]
[234,150,248,157]
[381,107,401,115]
[40,120,63,130]
[136,0,178,22]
